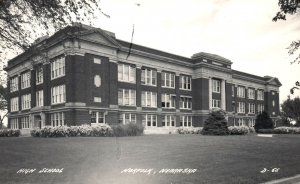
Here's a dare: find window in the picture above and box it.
[21,72,31,89]
[141,68,156,86]
[36,65,43,84]
[212,99,221,108]
[232,101,236,112]
[51,85,66,104]
[10,118,18,130]
[180,116,192,127]
[51,112,65,126]
[10,76,19,92]
[237,87,245,98]
[257,104,264,114]
[21,116,32,129]
[248,119,255,127]
[21,94,31,110]
[161,72,175,88]
[162,115,176,127]
[179,75,191,90]
[238,118,245,126]
[248,103,255,114]
[94,58,102,64]
[142,91,157,107]
[118,89,136,106]
[51,57,65,79]
[257,90,264,100]
[237,102,245,113]
[10,97,19,112]
[232,86,235,97]
[119,113,136,124]
[180,96,192,109]
[142,114,157,127]
[118,63,136,83]
[36,90,44,107]
[212,79,221,93]
[91,112,104,124]
[247,88,255,99]
[161,94,176,108]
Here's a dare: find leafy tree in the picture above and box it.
[273,0,300,94]
[202,108,229,135]
[254,111,274,131]
[281,96,300,126]
[0,85,8,129]
[0,0,109,81]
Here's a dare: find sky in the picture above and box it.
[91,0,300,103]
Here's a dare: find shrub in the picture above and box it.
[228,126,250,135]
[111,123,144,137]
[255,111,274,131]
[177,127,203,134]
[256,129,275,134]
[201,108,229,135]
[0,129,21,137]
[273,126,300,134]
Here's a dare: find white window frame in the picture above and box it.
[21,72,31,89]
[118,89,136,106]
[51,85,66,104]
[257,90,264,100]
[51,57,65,80]
[257,104,264,114]
[142,114,157,127]
[162,115,176,127]
[141,68,157,86]
[237,102,245,113]
[36,90,44,107]
[238,118,245,126]
[36,65,43,84]
[248,119,255,127]
[247,88,255,99]
[180,116,192,127]
[237,86,245,98]
[21,116,32,129]
[142,91,157,107]
[180,96,192,109]
[212,79,221,93]
[51,112,65,127]
[10,76,19,92]
[179,75,191,90]
[118,63,136,83]
[161,72,175,88]
[119,113,136,124]
[10,118,19,130]
[248,103,255,114]
[232,86,235,97]
[10,97,19,112]
[161,94,176,108]
[212,99,221,108]
[91,111,105,124]
[21,94,31,110]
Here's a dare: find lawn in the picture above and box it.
[0,134,300,184]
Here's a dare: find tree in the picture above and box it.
[202,108,229,135]
[0,0,109,79]
[281,96,300,126]
[254,111,274,131]
[273,0,300,94]
[0,85,8,129]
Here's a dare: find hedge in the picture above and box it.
[0,129,21,137]
[177,127,203,134]
[31,123,144,137]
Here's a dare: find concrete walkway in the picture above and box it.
[263,174,300,184]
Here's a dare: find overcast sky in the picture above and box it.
[91,0,300,103]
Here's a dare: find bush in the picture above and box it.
[30,123,143,137]
[177,127,203,134]
[273,127,300,134]
[111,123,144,137]
[201,108,229,135]
[256,129,275,134]
[255,111,274,131]
[0,129,21,137]
[228,126,250,135]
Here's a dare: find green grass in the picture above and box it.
[1,134,300,184]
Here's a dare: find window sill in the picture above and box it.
[179,88,192,91]
[161,86,175,89]
[118,80,136,84]
[51,75,65,80]
[142,84,157,87]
